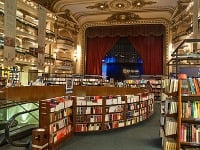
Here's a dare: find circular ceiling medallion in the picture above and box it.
[109,0,132,10]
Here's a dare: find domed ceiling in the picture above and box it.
[32,0,191,26]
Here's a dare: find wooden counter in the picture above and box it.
[0,85,66,102]
[72,85,147,96]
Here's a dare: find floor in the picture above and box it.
[60,102,162,150]
[0,102,162,150]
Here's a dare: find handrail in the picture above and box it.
[5,108,39,148]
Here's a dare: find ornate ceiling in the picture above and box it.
[32,0,192,26]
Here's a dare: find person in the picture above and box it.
[146,80,153,92]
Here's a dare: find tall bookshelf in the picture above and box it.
[161,77,200,150]
[178,78,200,150]
[160,78,179,150]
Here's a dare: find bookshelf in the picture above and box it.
[161,77,200,150]
[178,78,200,150]
[160,78,179,150]
[73,92,154,132]
[73,96,104,132]
[39,96,73,150]
[125,75,163,101]
[72,74,109,86]
[104,95,126,130]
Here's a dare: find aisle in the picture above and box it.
[61,103,162,150]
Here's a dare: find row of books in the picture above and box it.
[140,101,148,108]
[126,110,140,118]
[76,96,103,106]
[106,105,124,113]
[75,123,101,132]
[76,106,102,115]
[162,137,177,150]
[127,103,140,111]
[182,101,200,119]
[180,123,200,143]
[139,114,149,122]
[50,118,72,134]
[47,97,73,112]
[126,95,140,103]
[139,107,147,115]
[75,93,153,107]
[148,104,154,113]
[105,121,125,129]
[105,96,125,105]
[125,79,161,85]
[75,115,102,123]
[105,113,123,122]
[165,100,178,114]
[141,93,154,101]
[126,117,140,125]
[181,78,200,96]
[50,125,72,144]
[162,78,178,93]
[164,117,177,136]
[50,108,72,123]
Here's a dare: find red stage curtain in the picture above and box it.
[128,36,163,75]
[86,36,120,75]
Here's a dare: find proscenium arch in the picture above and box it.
[78,19,170,75]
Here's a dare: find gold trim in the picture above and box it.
[132,0,157,8]
[106,12,141,22]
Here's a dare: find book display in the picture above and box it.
[42,73,72,85]
[104,95,126,130]
[73,91,154,132]
[160,78,178,150]
[72,74,109,86]
[74,96,104,132]
[161,77,200,150]
[178,78,200,149]
[125,75,163,101]
[39,96,73,150]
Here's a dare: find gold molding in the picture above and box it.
[106,12,141,22]
[79,19,170,74]
[132,0,157,8]
[86,2,109,10]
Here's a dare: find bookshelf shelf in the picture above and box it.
[180,142,200,147]
[177,78,200,149]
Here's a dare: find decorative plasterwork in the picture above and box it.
[86,2,109,11]
[106,12,141,22]
[86,0,157,11]
[132,0,157,8]
[109,0,132,10]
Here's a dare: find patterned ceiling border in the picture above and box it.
[79,19,170,74]
[86,0,157,11]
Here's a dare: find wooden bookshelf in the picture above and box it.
[161,77,200,150]
[178,79,200,150]
[73,92,154,132]
[124,76,163,101]
[39,96,73,150]
[160,78,179,150]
